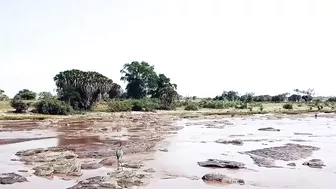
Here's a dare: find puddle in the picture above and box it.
[146,115,336,189]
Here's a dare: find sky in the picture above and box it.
[1,0,336,98]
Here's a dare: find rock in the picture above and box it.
[18,170,28,173]
[143,168,155,173]
[247,154,281,168]
[198,159,246,169]
[229,135,245,137]
[201,173,245,185]
[81,163,103,170]
[69,170,150,189]
[244,143,320,161]
[18,150,78,163]
[294,133,313,136]
[216,139,243,146]
[258,127,280,132]
[303,159,325,168]
[0,173,28,185]
[159,149,168,152]
[123,163,143,169]
[99,158,115,166]
[34,159,82,177]
[287,163,296,167]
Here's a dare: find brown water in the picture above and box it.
[1,114,336,189]
[146,113,336,189]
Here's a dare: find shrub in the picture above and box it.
[10,97,31,113]
[107,100,132,112]
[34,98,73,115]
[131,99,159,111]
[199,100,224,109]
[184,103,198,111]
[283,103,293,110]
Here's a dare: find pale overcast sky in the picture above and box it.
[1,0,336,98]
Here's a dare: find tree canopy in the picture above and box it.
[54,69,116,110]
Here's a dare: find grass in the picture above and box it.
[1,100,334,120]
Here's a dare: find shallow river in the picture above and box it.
[1,113,336,189]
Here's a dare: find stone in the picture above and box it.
[216,139,243,146]
[258,127,280,132]
[201,173,245,185]
[303,159,325,168]
[81,163,103,170]
[198,159,245,169]
[287,162,296,167]
[0,173,28,185]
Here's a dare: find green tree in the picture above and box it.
[38,92,54,100]
[151,74,177,98]
[10,95,31,113]
[54,69,116,110]
[120,61,159,99]
[16,89,36,100]
[108,83,124,99]
[0,89,9,101]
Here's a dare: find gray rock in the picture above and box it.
[294,133,313,136]
[33,159,82,177]
[81,163,103,170]
[69,170,150,189]
[247,154,282,168]
[244,143,320,161]
[216,139,243,146]
[258,127,280,132]
[303,159,325,168]
[99,158,115,166]
[287,162,296,167]
[198,159,245,169]
[0,173,28,185]
[202,173,244,185]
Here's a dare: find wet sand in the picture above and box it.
[1,113,336,188]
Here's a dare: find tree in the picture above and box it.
[240,92,255,102]
[10,95,31,113]
[120,61,159,99]
[293,88,315,102]
[54,69,116,110]
[38,92,54,100]
[158,85,179,110]
[271,93,289,102]
[151,74,177,98]
[108,83,124,99]
[0,89,9,101]
[288,94,302,102]
[16,89,36,100]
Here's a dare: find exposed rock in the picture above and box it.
[81,162,103,170]
[159,148,168,152]
[198,159,245,169]
[229,135,245,137]
[287,163,296,167]
[201,173,245,185]
[17,150,78,163]
[303,159,325,168]
[123,163,143,169]
[99,158,115,166]
[69,170,150,189]
[0,173,28,185]
[244,143,320,161]
[143,168,155,173]
[294,133,313,136]
[258,127,280,132]
[33,159,82,177]
[247,154,281,168]
[216,139,243,146]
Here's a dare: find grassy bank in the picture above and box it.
[0,100,335,120]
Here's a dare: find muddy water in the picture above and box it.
[146,114,336,189]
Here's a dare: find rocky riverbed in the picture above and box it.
[1,112,336,189]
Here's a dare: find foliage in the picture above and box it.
[10,95,31,113]
[54,69,116,110]
[108,83,124,99]
[158,85,179,110]
[16,89,36,100]
[271,93,289,102]
[120,61,159,99]
[260,104,264,111]
[253,95,272,102]
[294,88,314,102]
[107,100,132,112]
[184,103,198,111]
[327,97,336,102]
[34,98,73,115]
[240,92,254,102]
[288,94,302,102]
[283,103,293,110]
[107,99,160,112]
[38,92,54,100]
[214,90,239,101]
[0,89,9,101]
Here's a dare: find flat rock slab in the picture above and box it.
[294,133,313,136]
[216,139,243,146]
[258,127,280,132]
[198,159,246,169]
[202,173,245,185]
[247,154,282,168]
[68,170,150,189]
[33,159,82,177]
[0,173,28,185]
[244,143,320,161]
[81,163,103,170]
[303,159,325,168]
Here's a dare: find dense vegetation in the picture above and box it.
[1,61,336,115]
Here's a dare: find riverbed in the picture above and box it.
[1,113,336,188]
